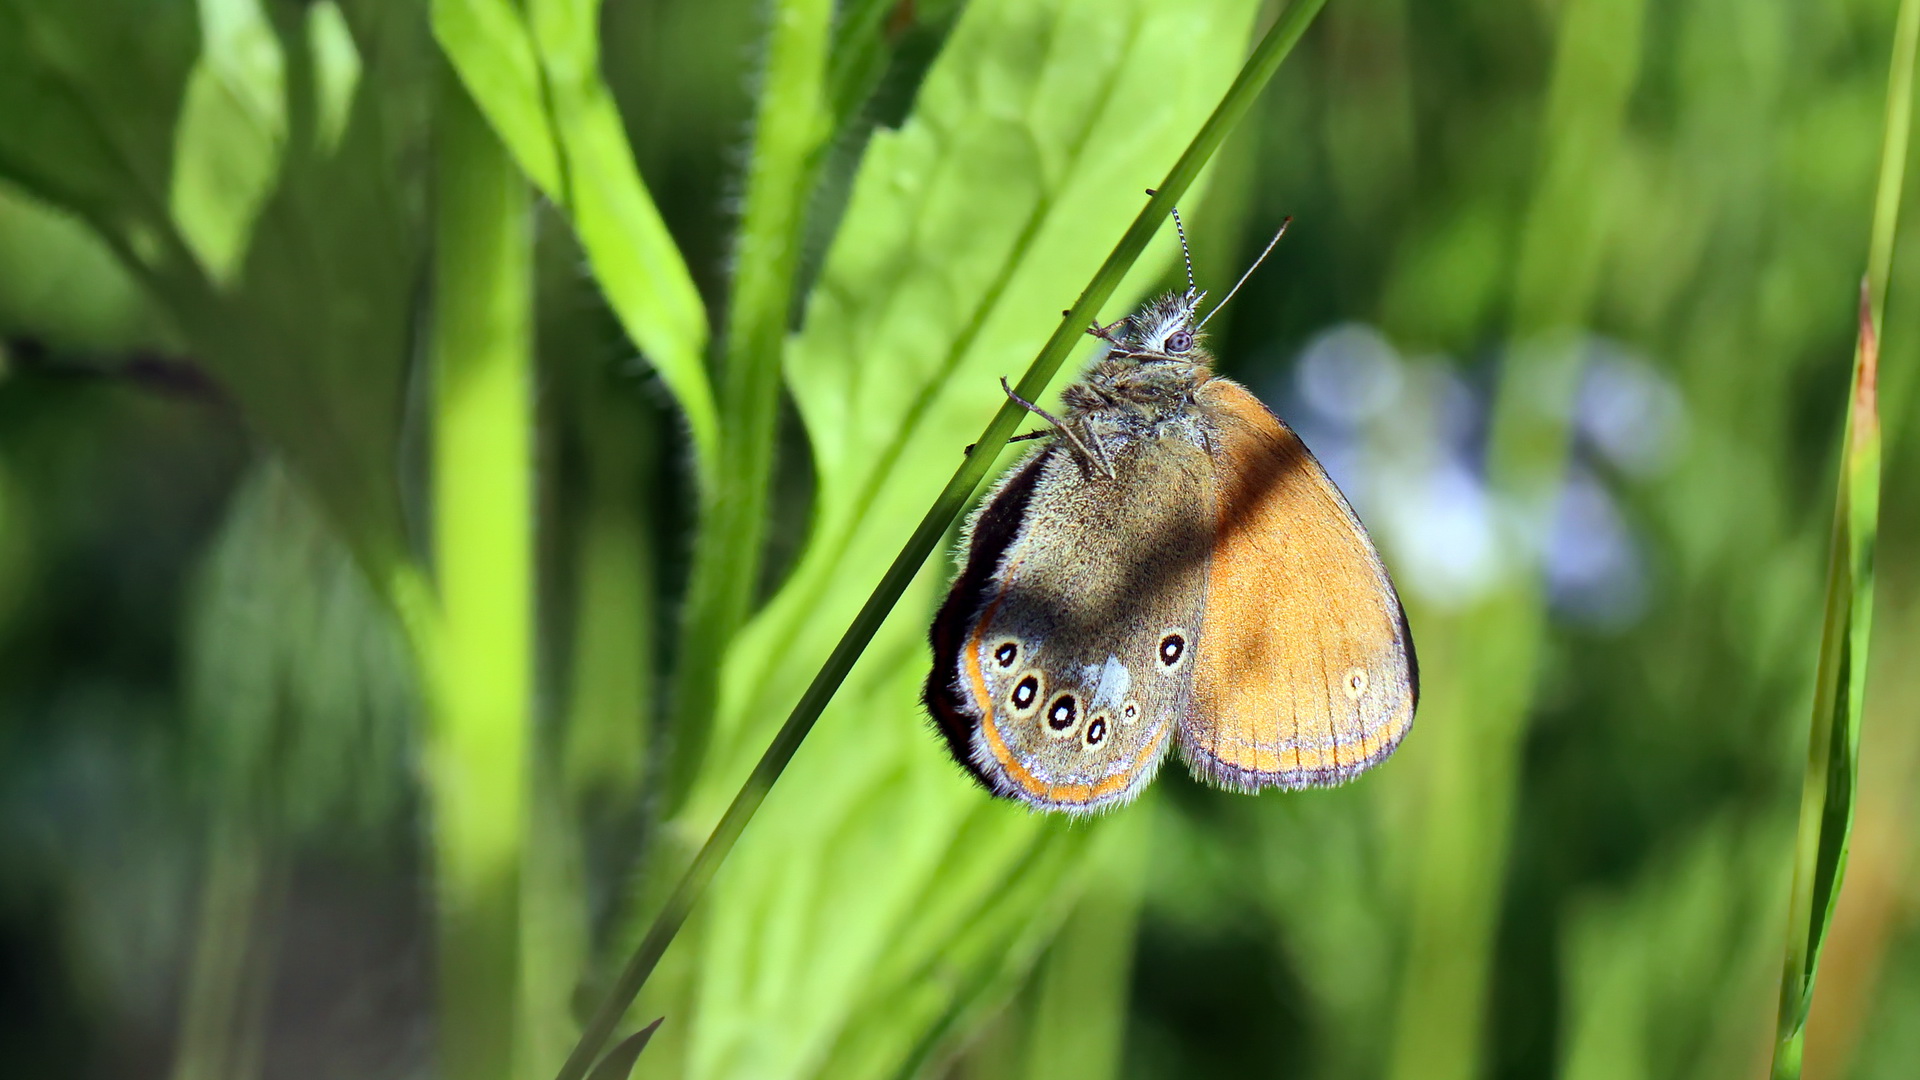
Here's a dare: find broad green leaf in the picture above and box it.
[640,1,1263,1077]
[0,1,194,227]
[0,182,164,350]
[433,0,718,482]
[0,0,428,578]
[1014,822,1147,1080]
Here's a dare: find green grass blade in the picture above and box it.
[1767,0,1912,1055]
[1770,283,1885,1080]
[434,0,718,483]
[552,4,1328,1078]
[586,1018,665,1080]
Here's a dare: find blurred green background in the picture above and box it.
[2,0,1917,1079]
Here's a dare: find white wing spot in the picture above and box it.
[1344,667,1369,700]
[1086,655,1132,711]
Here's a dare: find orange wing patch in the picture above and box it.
[1183,379,1416,791]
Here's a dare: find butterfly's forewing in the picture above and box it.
[930,434,1213,813]
[1181,379,1417,790]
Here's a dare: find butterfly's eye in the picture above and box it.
[1166,330,1194,353]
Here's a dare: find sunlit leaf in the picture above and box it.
[433,0,717,481]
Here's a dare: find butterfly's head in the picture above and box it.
[1107,289,1207,362]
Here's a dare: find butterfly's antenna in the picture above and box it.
[1197,216,1292,330]
[1169,207,1196,294]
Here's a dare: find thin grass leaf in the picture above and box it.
[586,1019,665,1080]
[1771,284,1886,1079]
[433,0,718,482]
[560,4,1326,1078]
[1769,3,1912,1071]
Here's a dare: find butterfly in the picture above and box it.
[924,214,1417,813]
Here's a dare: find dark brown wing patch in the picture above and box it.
[924,449,1050,787]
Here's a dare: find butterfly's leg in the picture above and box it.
[1070,308,1128,344]
[999,378,1113,479]
[963,429,1051,455]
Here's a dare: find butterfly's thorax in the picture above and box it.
[1064,354,1209,427]
[1060,320,1218,471]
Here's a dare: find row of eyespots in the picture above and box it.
[989,635,1167,749]
[1001,666,1118,751]
[1046,691,1112,749]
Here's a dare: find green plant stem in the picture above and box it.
[425,66,537,1080]
[667,0,834,805]
[549,3,1328,1077]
